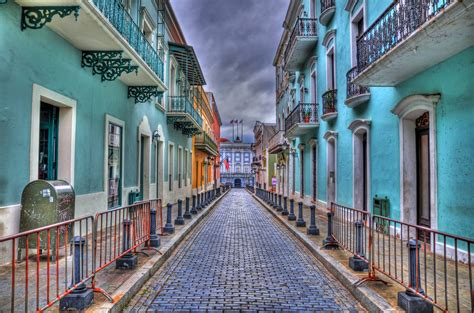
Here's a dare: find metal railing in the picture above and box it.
[195,132,218,153]
[322,90,337,116]
[321,0,335,14]
[330,202,474,312]
[0,199,163,312]
[284,17,318,63]
[92,0,164,80]
[285,102,318,133]
[168,96,203,127]
[346,67,370,99]
[268,130,287,152]
[357,0,453,72]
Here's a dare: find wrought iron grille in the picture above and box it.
[346,67,370,99]
[195,132,218,153]
[285,103,318,133]
[322,90,337,115]
[92,0,164,81]
[321,0,335,13]
[284,17,317,63]
[357,0,453,72]
[168,96,203,127]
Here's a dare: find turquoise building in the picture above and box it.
[0,0,206,238]
[271,0,474,244]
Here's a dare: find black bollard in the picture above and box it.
[273,193,278,209]
[197,193,202,210]
[163,203,175,234]
[116,220,138,268]
[349,220,368,271]
[149,207,161,247]
[191,195,198,214]
[322,211,338,249]
[184,197,192,219]
[282,196,289,216]
[307,205,320,235]
[175,199,185,225]
[296,202,306,227]
[397,239,433,312]
[59,237,93,310]
[288,199,296,221]
[277,194,283,212]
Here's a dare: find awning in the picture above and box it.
[169,42,206,86]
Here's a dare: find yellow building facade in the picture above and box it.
[192,86,219,194]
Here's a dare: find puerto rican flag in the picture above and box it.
[223,157,230,171]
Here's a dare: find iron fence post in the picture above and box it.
[307,205,319,235]
[296,201,306,227]
[288,199,296,221]
[163,203,175,233]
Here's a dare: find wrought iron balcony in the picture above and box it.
[320,0,336,26]
[167,96,203,136]
[195,132,218,156]
[92,0,164,80]
[355,0,473,86]
[284,17,318,71]
[345,67,370,108]
[268,131,288,154]
[321,90,337,121]
[285,103,319,139]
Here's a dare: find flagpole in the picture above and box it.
[231,120,234,142]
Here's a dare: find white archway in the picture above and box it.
[391,94,440,230]
[324,131,338,208]
[349,119,371,212]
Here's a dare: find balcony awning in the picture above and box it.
[169,42,206,86]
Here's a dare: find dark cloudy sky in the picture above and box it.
[172,0,288,142]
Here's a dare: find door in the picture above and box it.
[362,133,368,212]
[416,114,431,240]
[312,145,317,202]
[108,123,122,208]
[139,135,145,201]
[38,102,59,180]
[327,139,336,206]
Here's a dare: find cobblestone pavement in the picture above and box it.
[126,189,365,312]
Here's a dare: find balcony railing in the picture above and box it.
[347,67,370,99]
[285,103,318,133]
[322,90,337,116]
[92,0,164,80]
[320,0,336,25]
[284,17,318,63]
[268,130,288,154]
[357,0,453,72]
[195,132,218,155]
[321,0,335,13]
[168,96,203,127]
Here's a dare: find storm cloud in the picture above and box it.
[172,0,288,142]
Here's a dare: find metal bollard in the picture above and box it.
[183,197,192,219]
[163,203,175,233]
[197,193,202,210]
[282,196,289,216]
[149,208,161,247]
[349,220,368,271]
[59,236,93,310]
[273,193,278,209]
[288,199,296,221]
[408,239,423,295]
[277,194,283,212]
[296,202,306,227]
[307,205,320,235]
[191,195,198,214]
[116,219,138,269]
[322,211,338,249]
[174,199,185,225]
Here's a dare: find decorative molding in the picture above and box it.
[21,6,80,30]
[344,0,358,12]
[323,130,338,140]
[348,119,371,132]
[81,51,138,81]
[322,29,337,48]
[308,138,318,147]
[391,94,441,117]
[298,143,305,150]
[128,86,160,103]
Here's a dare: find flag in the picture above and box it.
[230,119,234,124]
[240,120,243,123]
[224,157,230,170]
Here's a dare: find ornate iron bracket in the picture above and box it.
[81,51,138,81]
[21,6,80,31]
[128,86,161,103]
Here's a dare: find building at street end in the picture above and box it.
[220,139,254,188]
[252,121,277,191]
[269,0,474,242]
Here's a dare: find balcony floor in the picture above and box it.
[354,0,474,86]
[285,123,319,139]
[285,37,317,71]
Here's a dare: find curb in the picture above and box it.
[90,189,231,313]
[250,191,396,313]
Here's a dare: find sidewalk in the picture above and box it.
[252,191,473,312]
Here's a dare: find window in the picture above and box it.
[38,102,59,180]
[140,7,156,45]
[327,48,336,90]
[299,75,305,103]
[350,6,365,66]
[184,149,188,186]
[107,123,122,208]
[235,152,241,162]
[178,147,183,188]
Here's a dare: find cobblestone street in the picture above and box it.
[126,189,364,312]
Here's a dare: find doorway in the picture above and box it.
[234,179,242,188]
[139,135,151,201]
[416,112,431,240]
[38,102,59,180]
[327,137,336,206]
[312,144,317,202]
[353,129,369,212]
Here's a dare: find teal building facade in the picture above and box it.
[271,0,474,244]
[0,0,207,238]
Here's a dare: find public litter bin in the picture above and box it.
[20,180,75,251]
